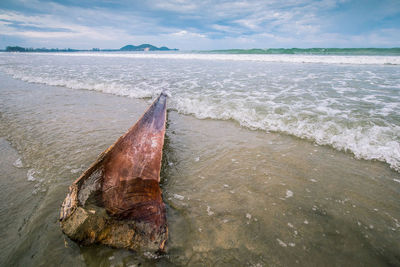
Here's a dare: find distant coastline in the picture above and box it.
[2,46,400,56]
[2,44,178,52]
[205,48,400,55]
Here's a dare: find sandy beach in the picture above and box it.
[0,56,399,265]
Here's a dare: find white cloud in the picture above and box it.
[0,11,123,40]
[234,18,262,30]
[152,0,198,12]
[170,30,206,38]
[211,24,241,34]
[0,0,399,49]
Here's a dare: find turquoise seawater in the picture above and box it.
[205,48,400,56]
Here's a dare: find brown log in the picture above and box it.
[60,93,168,252]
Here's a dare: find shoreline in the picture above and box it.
[1,72,399,266]
[1,63,399,173]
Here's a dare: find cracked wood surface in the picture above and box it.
[60,93,168,252]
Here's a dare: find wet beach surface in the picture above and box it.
[0,72,399,266]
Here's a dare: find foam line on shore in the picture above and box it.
[18,52,400,65]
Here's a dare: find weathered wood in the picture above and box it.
[60,93,168,252]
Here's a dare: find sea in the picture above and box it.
[0,50,399,266]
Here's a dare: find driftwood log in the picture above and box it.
[60,93,168,252]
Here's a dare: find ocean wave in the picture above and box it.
[205,48,400,56]
[171,96,400,172]
[5,69,155,99]
[1,52,399,172]
[21,52,400,65]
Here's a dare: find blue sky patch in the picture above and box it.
[0,0,399,49]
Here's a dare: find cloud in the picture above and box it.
[0,0,399,49]
[0,10,125,41]
[170,30,206,38]
[151,0,199,12]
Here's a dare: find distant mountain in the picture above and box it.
[120,44,178,51]
[3,44,178,52]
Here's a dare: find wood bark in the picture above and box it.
[60,93,168,252]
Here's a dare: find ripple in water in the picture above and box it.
[0,52,399,171]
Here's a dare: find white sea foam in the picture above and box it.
[173,193,185,200]
[1,52,399,172]
[286,190,294,198]
[13,158,23,168]
[277,238,287,247]
[207,206,214,216]
[22,52,400,65]
[27,169,36,181]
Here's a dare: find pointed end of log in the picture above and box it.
[60,93,168,252]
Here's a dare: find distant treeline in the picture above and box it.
[4,44,178,52]
[206,48,400,55]
[6,46,79,52]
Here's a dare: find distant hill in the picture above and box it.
[4,44,178,52]
[120,44,178,51]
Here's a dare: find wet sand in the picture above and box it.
[0,72,399,266]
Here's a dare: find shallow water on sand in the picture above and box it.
[1,52,400,172]
[0,72,399,266]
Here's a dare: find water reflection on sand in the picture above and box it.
[0,73,399,266]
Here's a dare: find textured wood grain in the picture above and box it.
[102,93,167,228]
[60,93,168,251]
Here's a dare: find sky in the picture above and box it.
[0,0,399,50]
